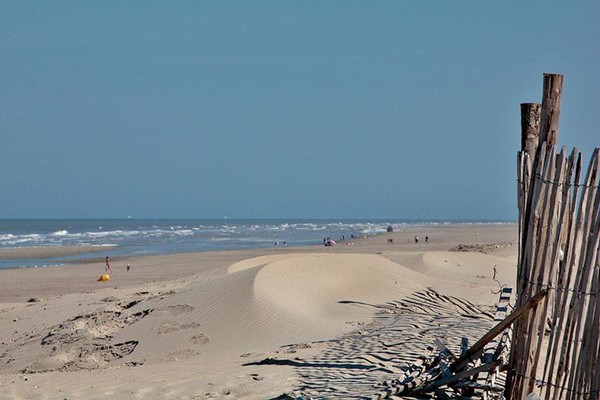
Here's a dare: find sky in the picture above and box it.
[1,2,599,220]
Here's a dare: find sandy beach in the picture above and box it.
[0,224,517,399]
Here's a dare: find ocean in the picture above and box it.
[0,218,507,269]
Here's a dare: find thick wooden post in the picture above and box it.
[539,73,563,147]
[521,103,541,156]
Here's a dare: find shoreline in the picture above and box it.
[0,222,516,269]
[0,219,515,269]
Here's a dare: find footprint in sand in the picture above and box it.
[156,304,195,315]
[24,340,139,373]
[162,348,200,362]
[280,343,312,354]
[42,309,152,346]
[19,307,152,373]
[190,334,209,345]
[157,321,200,335]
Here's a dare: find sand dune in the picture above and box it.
[381,250,516,304]
[254,254,423,319]
[0,224,517,399]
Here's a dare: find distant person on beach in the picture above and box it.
[415,236,419,244]
[105,256,112,273]
[426,236,429,243]
[127,263,131,272]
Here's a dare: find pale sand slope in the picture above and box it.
[0,224,517,399]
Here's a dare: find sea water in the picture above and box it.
[0,218,506,269]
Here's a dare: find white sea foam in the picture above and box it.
[87,230,140,238]
[173,229,194,236]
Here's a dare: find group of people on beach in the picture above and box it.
[323,234,357,247]
[323,237,335,246]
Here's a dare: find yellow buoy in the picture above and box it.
[98,274,110,282]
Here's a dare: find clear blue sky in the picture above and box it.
[1,2,598,220]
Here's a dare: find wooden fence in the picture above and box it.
[507,74,600,399]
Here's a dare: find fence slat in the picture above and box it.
[563,151,599,400]
[543,148,580,400]
[515,144,557,398]
[568,149,599,399]
[526,148,569,397]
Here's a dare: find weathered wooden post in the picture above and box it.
[516,103,541,311]
[538,73,563,147]
[520,103,541,156]
[518,102,541,263]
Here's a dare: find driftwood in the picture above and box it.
[450,289,545,372]
[371,288,519,399]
